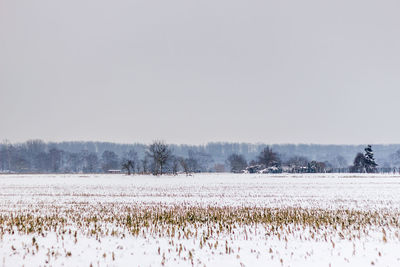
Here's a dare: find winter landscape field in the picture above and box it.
[1,173,400,267]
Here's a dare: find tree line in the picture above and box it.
[0,139,388,174]
[226,144,380,174]
[0,140,214,174]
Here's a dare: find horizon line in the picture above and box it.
[2,139,400,147]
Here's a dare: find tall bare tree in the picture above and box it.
[122,160,134,175]
[178,157,191,176]
[170,155,180,175]
[147,141,171,175]
[257,147,280,167]
[141,156,149,174]
[122,149,138,175]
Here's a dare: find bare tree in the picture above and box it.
[66,152,81,173]
[390,149,400,166]
[179,157,191,176]
[147,141,171,175]
[122,160,134,175]
[101,150,119,172]
[25,139,46,171]
[257,147,280,167]
[83,151,99,173]
[123,149,138,174]
[169,156,180,175]
[286,156,309,173]
[187,150,213,172]
[334,155,348,169]
[141,156,149,174]
[122,149,138,175]
[0,140,12,171]
[226,153,247,173]
[49,148,63,172]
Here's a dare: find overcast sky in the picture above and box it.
[1,0,400,145]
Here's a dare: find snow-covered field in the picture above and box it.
[1,173,400,266]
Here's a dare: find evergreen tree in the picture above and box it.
[364,145,378,173]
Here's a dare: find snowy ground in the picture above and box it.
[0,173,400,266]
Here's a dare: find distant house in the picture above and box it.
[107,169,121,174]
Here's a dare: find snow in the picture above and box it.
[0,173,400,266]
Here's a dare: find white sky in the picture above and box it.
[1,0,400,144]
